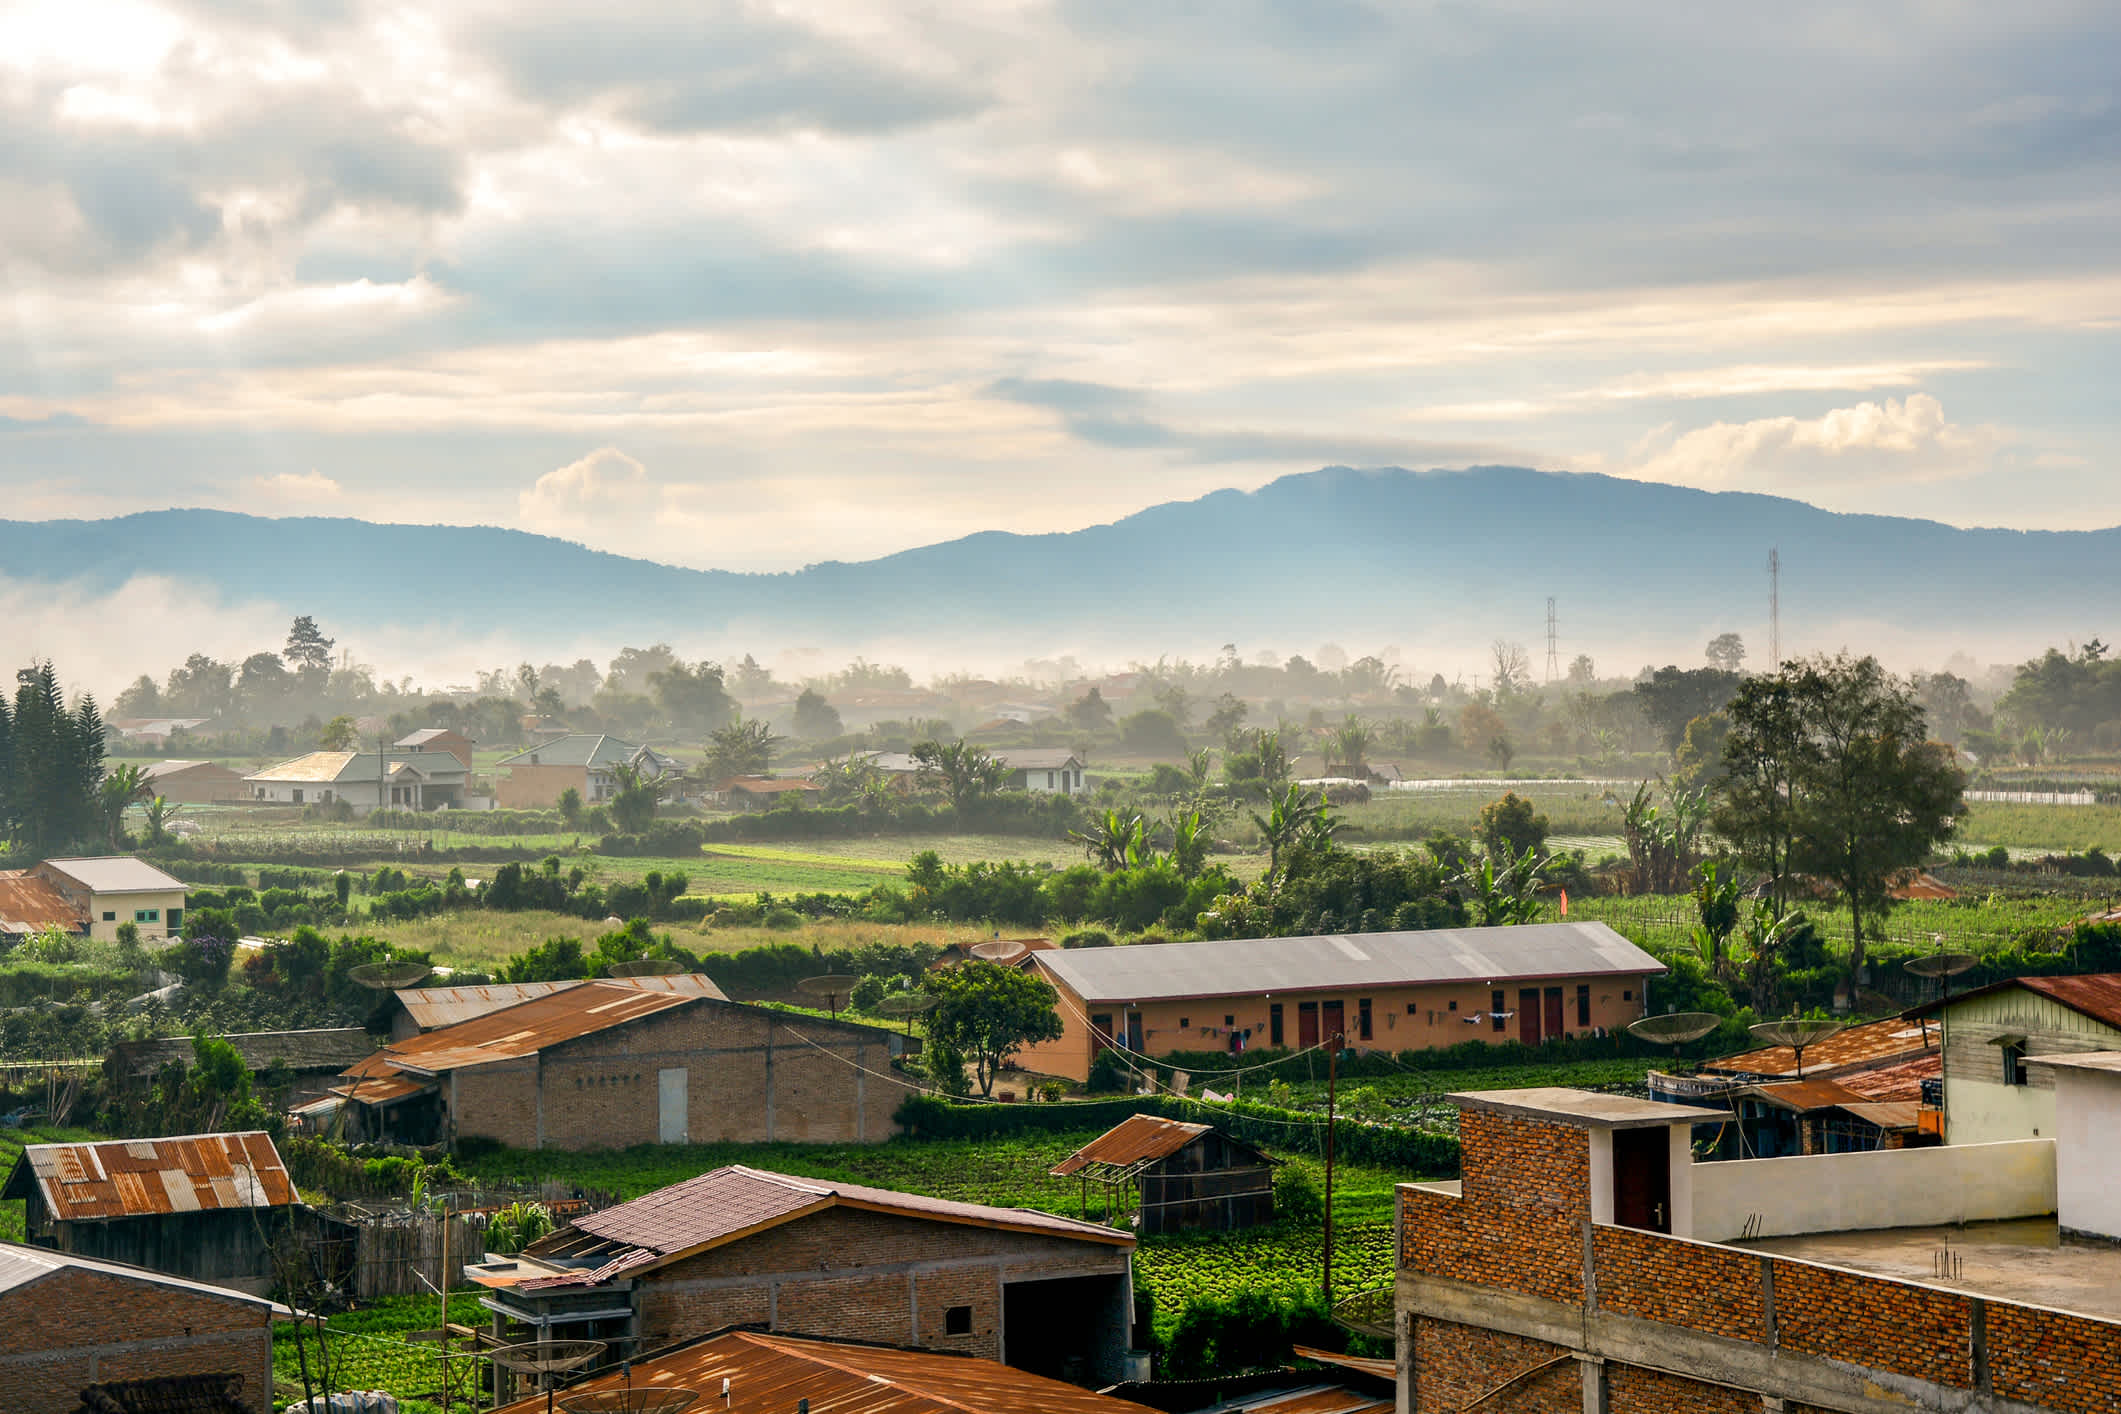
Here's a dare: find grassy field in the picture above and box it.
[368,910,1003,972]
[1567,892,2092,957]
[1952,800,2121,855]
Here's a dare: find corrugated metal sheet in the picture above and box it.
[1907,972,2121,1031]
[0,872,85,932]
[330,1074,433,1105]
[40,856,187,894]
[0,1242,286,1313]
[1291,1346,1396,1380]
[1703,1015,1937,1079]
[4,1132,295,1222]
[393,974,728,1031]
[1840,1101,1922,1130]
[363,981,697,1077]
[1838,1052,1941,1101]
[489,1329,1162,1414]
[1744,1078,1872,1113]
[1217,1388,1392,1414]
[1052,1114,1210,1176]
[1034,922,1663,1005]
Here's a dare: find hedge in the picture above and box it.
[893,1091,1460,1174]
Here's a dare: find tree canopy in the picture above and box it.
[925,959,1064,1097]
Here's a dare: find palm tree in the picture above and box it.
[1455,845,1550,926]
[911,738,1009,813]
[141,795,184,846]
[1328,715,1376,779]
[1071,809,1149,872]
[1249,784,1331,894]
[1167,809,1210,878]
[98,764,149,848]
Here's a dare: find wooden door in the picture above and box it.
[1298,1001,1320,1048]
[657,1067,689,1144]
[1612,1127,1671,1233]
[1519,989,1541,1045]
[1321,1001,1346,1047]
[1544,987,1565,1039]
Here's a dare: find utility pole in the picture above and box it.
[1544,597,1560,685]
[1768,548,1781,669]
[1323,1031,1339,1305]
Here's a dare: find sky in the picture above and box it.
[2,0,2119,573]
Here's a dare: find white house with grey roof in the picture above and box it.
[1017,922,1666,1081]
[997,748,1086,796]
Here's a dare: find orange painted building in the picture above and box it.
[1019,923,1664,1082]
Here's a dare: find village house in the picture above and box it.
[393,726,476,771]
[492,734,676,809]
[0,1243,282,1414]
[107,716,212,746]
[713,775,822,810]
[471,1164,1137,1385]
[138,758,247,804]
[243,749,470,812]
[1,1133,299,1297]
[490,1328,1160,1414]
[332,980,906,1150]
[996,748,1087,795]
[929,937,1054,971]
[382,973,729,1042]
[1396,1085,2117,1413]
[1905,972,2121,1145]
[1018,922,1664,1083]
[1053,1114,1278,1234]
[0,856,188,943]
[106,1028,376,1106]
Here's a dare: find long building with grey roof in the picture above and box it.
[1018,922,1665,1081]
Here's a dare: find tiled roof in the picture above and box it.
[392,974,728,1032]
[0,1133,295,1222]
[489,1328,1162,1414]
[1702,1015,1937,1079]
[1837,1051,1941,1101]
[42,856,187,894]
[1036,923,1663,1005]
[1052,1114,1210,1177]
[521,1164,1130,1289]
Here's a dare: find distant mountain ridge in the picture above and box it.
[3,467,2113,666]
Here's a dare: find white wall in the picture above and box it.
[1691,1139,2056,1241]
[2052,1068,2121,1241]
[1949,1076,2058,1146]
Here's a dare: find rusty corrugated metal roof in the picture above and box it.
[1702,1015,1937,1079]
[1743,1078,1872,1113]
[1,1132,295,1222]
[1837,1051,1941,1101]
[489,1329,1163,1414]
[1840,1101,1923,1131]
[519,1164,1129,1291]
[1906,972,2121,1031]
[0,872,85,933]
[1052,1114,1210,1177]
[393,974,728,1031]
[360,980,698,1077]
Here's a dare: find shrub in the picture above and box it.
[1273,1163,1323,1224]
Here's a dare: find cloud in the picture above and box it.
[518,447,651,532]
[250,471,344,505]
[1621,394,1996,492]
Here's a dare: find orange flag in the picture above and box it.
[1560,888,1569,916]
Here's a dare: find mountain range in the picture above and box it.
[4,467,2111,678]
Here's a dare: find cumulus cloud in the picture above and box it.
[518,448,651,531]
[251,470,344,505]
[1622,394,1995,492]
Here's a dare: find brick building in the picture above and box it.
[1019,923,1663,1082]
[334,980,908,1150]
[468,1165,1136,1386]
[1396,1086,2121,1413]
[0,1242,280,1414]
[383,974,729,1042]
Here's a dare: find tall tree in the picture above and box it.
[911,738,1008,812]
[1714,675,1808,916]
[1634,665,1744,749]
[284,616,336,686]
[651,660,736,735]
[925,960,1064,1097]
[1705,632,1748,673]
[701,717,781,780]
[792,688,842,739]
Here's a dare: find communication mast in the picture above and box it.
[1768,549,1780,669]
[1544,597,1560,684]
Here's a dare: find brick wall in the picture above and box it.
[1591,1225,1764,1343]
[1987,1300,2121,1414]
[1409,1318,1576,1414]
[1605,1362,1754,1413]
[1769,1256,1973,1389]
[636,1205,1125,1357]
[0,1266,273,1414]
[1401,1108,1587,1304]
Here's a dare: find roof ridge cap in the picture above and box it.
[731,1165,837,1197]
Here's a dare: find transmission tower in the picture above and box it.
[1544,597,1560,684]
[1768,548,1780,669]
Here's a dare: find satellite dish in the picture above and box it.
[606,957,685,978]
[797,974,861,1016]
[559,1392,701,1414]
[969,939,1022,961]
[349,961,432,991]
[1749,1018,1845,1080]
[1904,952,1978,980]
[875,990,937,1034]
[1628,1012,1724,1046]
[489,1340,608,1414]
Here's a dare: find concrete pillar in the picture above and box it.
[1397,1310,1415,1414]
[1575,1353,1608,1414]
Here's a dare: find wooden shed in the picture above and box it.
[1052,1114,1278,1234]
[0,1133,299,1296]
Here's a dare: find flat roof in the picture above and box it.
[40,856,187,894]
[1737,1217,2121,1325]
[1035,922,1664,1005]
[1450,1087,1727,1129]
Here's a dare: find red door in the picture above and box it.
[1544,987,1565,1039]
[1613,1127,1672,1232]
[1321,1001,1346,1047]
[1298,1001,1320,1048]
[1519,989,1541,1045]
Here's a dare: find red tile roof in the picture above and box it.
[520,1164,1129,1289]
[0,1133,295,1222]
[490,1329,1162,1414]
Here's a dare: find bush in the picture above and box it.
[1163,1288,1340,1379]
[484,1200,555,1253]
[1062,930,1114,949]
[1272,1163,1323,1225]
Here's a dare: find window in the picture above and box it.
[1623,989,1634,1002]
[292,789,304,804]
[2002,1040,2029,1087]
[1224,1014,1235,1027]
[134,909,159,923]
[1357,997,1373,1041]
[1179,1016,1190,1029]
[102,911,116,922]
[1491,989,1507,1033]
[1448,999,1458,1011]
[1577,984,1591,1027]
[1269,1003,1284,1046]
[944,1305,973,1336]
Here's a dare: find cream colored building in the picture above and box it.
[36,857,188,942]
[1912,974,2121,1146]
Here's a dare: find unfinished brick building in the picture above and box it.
[333,980,908,1150]
[467,1165,1136,1387]
[1396,1087,2121,1413]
